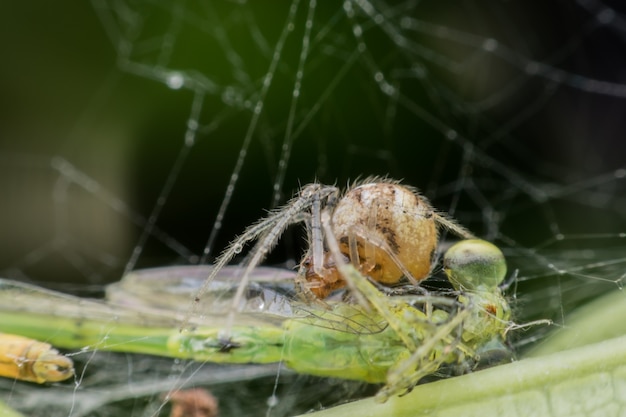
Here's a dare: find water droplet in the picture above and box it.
[266,394,279,407]
[166,72,184,90]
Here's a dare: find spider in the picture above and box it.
[184,177,474,330]
[300,179,475,298]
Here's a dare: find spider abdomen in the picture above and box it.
[331,182,437,285]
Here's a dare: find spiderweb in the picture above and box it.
[1,0,626,415]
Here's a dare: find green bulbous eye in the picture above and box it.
[443,239,507,291]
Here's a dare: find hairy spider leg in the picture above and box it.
[293,185,341,303]
[320,211,370,310]
[222,184,340,334]
[347,223,429,288]
[309,185,340,276]
[431,211,475,240]
[182,183,338,332]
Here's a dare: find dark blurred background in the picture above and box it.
[0,0,625,293]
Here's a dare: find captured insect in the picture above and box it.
[0,239,512,403]
[185,178,475,329]
[0,333,74,384]
[379,239,512,401]
[319,212,512,401]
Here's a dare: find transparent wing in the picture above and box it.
[0,266,316,334]
[106,265,301,318]
[106,265,395,335]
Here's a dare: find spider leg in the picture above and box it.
[347,223,428,290]
[182,184,334,331]
[345,224,436,323]
[294,250,329,306]
[287,186,341,300]
[293,185,339,301]
[181,212,285,331]
[347,233,360,269]
[309,186,340,276]
[310,188,325,276]
[432,211,475,239]
[224,184,340,334]
[399,186,475,240]
[293,214,323,302]
[224,198,319,328]
[320,211,369,310]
